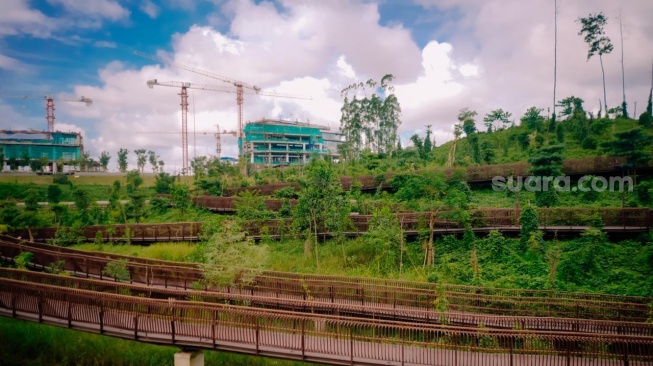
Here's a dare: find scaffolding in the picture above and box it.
[240,119,343,165]
[0,130,83,171]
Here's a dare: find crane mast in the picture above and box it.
[0,92,92,132]
[146,79,309,171]
[134,51,260,142]
[179,86,189,175]
[135,51,310,161]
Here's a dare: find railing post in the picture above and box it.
[330,285,334,303]
[38,292,43,323]
[509,338,513,366]
[11,292,16,318]
[623,342,629,366]
[255,317,260,354]
[212,310,217,349]
[134,316,138,340]
[67,297,72,328]
[349,326,354,365]
[301,320,305,360]
[401,330,405,366]
[171,319,176,344]
[99,304,104,334]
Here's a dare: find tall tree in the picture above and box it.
[646,62,653,117]
[459,108,478,136]
[521,107,545,131]
[99,151,110,172]
[293,157,349,268]
[134,149,147,173]
[528,145,564,207]
[484,109,512,132]
[577,12,614,117]
[20,151,30,171]
[617,11,628,118]
[409,133,425,159]
[423,125,433,153]
[117,148,129,173]
[552,0,559,126]
[340,74,401,159]
[148,150,159,173]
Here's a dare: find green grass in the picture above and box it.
[0,173,194,187]
[74,242,197,262]
[0,317,321,366]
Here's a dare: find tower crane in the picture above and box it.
[214,124,238,159]
[134,50,310,144]
[0,92,92,133]
[146,79,307,173]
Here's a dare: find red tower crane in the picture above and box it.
[134,50,310,142]
[146,79,309,174]
[0,92,92,132]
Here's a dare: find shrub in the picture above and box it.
[14,252,33,270]
[52,174,71,185]
[102,259,131,282]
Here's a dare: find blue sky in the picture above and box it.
[1,0,651,171]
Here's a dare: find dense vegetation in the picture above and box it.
[1,50,653,365]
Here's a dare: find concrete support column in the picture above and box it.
[174,351,204,366]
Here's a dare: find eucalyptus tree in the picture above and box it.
[99,151,110,172]
[134,149,147,173]
[552,0,559,125]
[617,11,628,118]
[148,150,159,173]
[117,148,129,172]
[577,12,613,117]
[340,74,401,160]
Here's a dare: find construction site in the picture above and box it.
[0,52,342,174]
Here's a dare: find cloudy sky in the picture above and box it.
[1,0,651,172]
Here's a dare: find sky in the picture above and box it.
[0,0,652,173]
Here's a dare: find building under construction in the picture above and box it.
[0,130,83,172]
[240,119,344,166]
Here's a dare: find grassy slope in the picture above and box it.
[0,317,321,366]
[0,173,194,187]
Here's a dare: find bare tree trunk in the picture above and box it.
[600,54,608,117]
[427,212,435,266]
[553,0,558,120]
[399,216,405,276]
[618,10,627,116]
[312,212,319,270]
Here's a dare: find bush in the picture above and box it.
[47,184,62,204]
[102,259,131,282]
[52,174,71,185]
[50,223,85,246]
[14,252,33,270]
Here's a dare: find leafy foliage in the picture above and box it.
[102,259,131,282]
[14,251,33,270]
[364,206,403,275]
[528,145,564,207]
[340,74,401,159]
[201,220,267,287]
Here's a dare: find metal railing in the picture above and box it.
[1,279,651,365]
[2,268,652,337]
[1,238,650,321]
